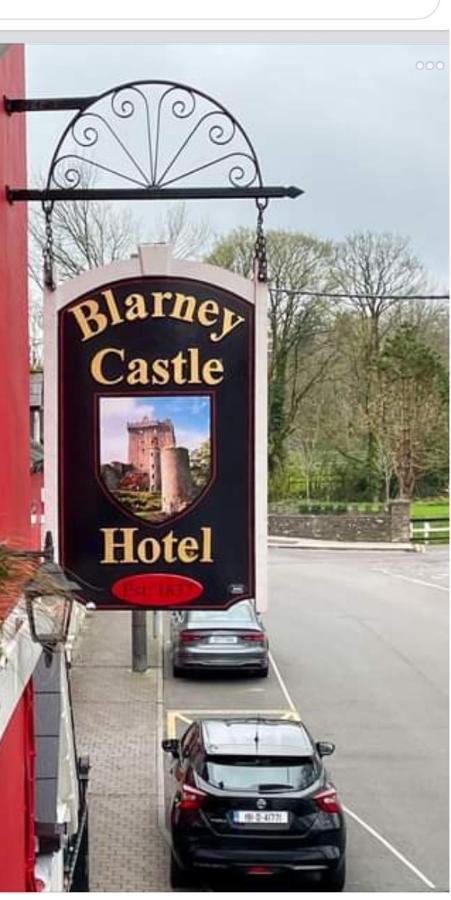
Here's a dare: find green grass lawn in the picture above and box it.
[410,500,449,520]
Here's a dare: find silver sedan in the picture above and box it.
[170,600,269,678]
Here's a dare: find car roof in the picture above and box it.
[200,718,314,758]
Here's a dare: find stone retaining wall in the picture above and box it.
[268,500,410,542]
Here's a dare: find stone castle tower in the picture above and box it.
[161,447,195,515]
[127,417,175,491]
[126,414,196,513]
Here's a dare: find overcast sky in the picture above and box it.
[25,41,448,283]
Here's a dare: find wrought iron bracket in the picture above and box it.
[7,185,302,204]
[4,95,96,114]
[4,81,304,285]
[3,82,304,204]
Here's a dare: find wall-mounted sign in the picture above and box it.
[45,245,267,611]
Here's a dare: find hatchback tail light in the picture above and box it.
[180,630,207,643]
[247,866,274,875]
[314,788,342,813]
[179,783,208,810]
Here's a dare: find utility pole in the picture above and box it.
[131,611,148,672]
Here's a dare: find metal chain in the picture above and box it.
[254,198,268,283]
[42,201,55,291]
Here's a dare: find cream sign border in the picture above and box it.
[44,243,268,612]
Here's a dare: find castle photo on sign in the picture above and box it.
[99,396,211,523]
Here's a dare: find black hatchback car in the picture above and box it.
[162,717,346,890]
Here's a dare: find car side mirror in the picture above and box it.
[162,738,180,759]
[316,741,335,757]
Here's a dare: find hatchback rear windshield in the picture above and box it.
[188,604,254,626]
[204,756,317,792]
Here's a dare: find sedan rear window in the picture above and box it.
[187,603,255,627]
[204,756,317,792]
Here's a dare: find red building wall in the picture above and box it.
[31,469,44,550]
[0,44,30,546]
[0,683,36,892]
[0,45,37,893]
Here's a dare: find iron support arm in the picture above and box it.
[6,185,303,204]
[4,96,96,114]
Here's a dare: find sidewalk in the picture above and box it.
[268,536,417,551]
[70,611,169,892]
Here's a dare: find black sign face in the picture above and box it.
[58,276,254,610]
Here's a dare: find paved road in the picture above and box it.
[162,547,448,892]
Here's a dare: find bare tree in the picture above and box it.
[331,231,427,498]
[207,228,336,474]
[28,185,212,366]
[29,198,141,290]
[154,203,212,259]
[371,323,448,499]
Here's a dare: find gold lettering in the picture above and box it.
[137,536,161,564]
[70,299,108,341]
[91,348,124,385]
[178,536,199,563]
[127,357,149,385]
[101,528,138,563]
[210,307,245,343]
[187,347,201,384]
[102,289,124,326]
[200,527,213,562]
[171,293,196,323]
[197,299,219,327]
[172,350,187,384]
[124,293,148,322]
[100,526,213,565]
[202,358,224,385]
[151,291,174,317]
[151,358,170,385]
[161,531,178,563]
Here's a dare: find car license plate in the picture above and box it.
[233,810,289,825]
[209,636,237,644]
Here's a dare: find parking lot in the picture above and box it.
[162,547,448,892]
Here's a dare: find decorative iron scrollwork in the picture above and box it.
[45,81,263,196]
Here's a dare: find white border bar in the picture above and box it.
[0,0,443,22]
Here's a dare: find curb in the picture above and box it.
[268,538,419,552]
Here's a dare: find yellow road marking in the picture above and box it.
[166,708,301,737]
[167,711,193,738]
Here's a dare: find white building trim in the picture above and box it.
[0,604,42,741]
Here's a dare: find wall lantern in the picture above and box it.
[18,532,81,662]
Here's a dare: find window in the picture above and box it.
[188,602,254,627]
[204,756,317,791]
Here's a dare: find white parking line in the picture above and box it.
[343,805,436,890]
[375,568,448,592]
[269,647,437,891]
[268,651,298,713]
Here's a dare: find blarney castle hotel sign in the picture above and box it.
[45,245,268,611]
[6,80,301,612]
